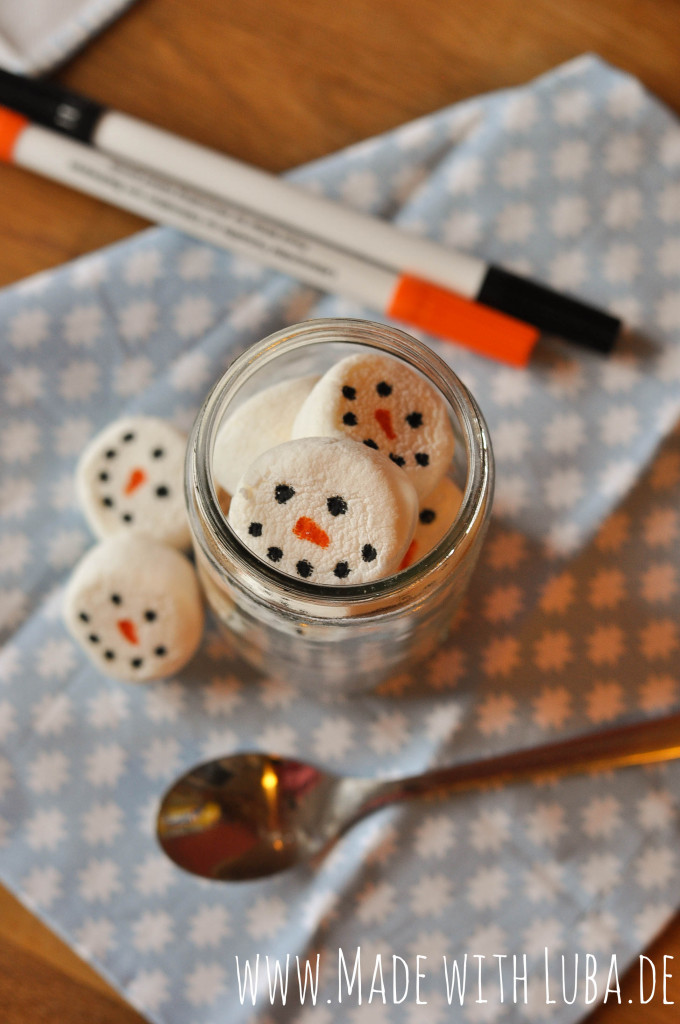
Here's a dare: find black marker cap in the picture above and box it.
[478,265,621,354]
[0,68,105,143]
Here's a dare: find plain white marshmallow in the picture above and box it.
[399,476,464,569]
[63,534,204,682]
[228,435,418,585]
[213,375,319,496]
[292,352,455,500]
[76,416,190,550]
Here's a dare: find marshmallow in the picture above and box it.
[292,352,455,499]
[399,476,464,569]
[213,375,319,496]
[76,416,190,550]
[63,534,204,681]
[228,436,418,584]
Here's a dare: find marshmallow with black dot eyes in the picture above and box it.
[213,375,319,497]
[228,435,418,585]
[63,534,204,681]
[76,416,190,550]
[292,352,455,500]
[399,476,464,570]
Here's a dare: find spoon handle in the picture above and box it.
[361,711,680,815]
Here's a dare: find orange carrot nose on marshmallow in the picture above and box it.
[374,408,396,440]
[293,516,330,548]
[117,619,139,645]
[124,468,147,495]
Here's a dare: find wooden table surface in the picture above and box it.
[2,0,680,1021]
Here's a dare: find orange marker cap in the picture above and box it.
[388,273,539,367]
[0,107,28,162]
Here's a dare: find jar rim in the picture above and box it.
[187,318,494,606]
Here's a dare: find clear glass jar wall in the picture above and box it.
[186,319,494,693]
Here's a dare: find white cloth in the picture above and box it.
[0,0,137,73]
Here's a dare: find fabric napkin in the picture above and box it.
[0,0,137,74]
[1,54,680,1024]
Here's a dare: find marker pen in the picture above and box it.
[0,107,538,365]
[0,69,621,354]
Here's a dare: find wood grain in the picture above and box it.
[2,0,680,1021]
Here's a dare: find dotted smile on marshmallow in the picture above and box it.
[228,436,418,584]
[76,416,190,550]
[292,352,455,500]
[63,534,204,682]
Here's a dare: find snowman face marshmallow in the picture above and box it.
[228,436,418,585]
[63,534,204,682]
[76,416,190,550]
[292,352,455,499]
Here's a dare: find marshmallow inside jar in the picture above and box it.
[292,351,455,500]
[228,436,419,586]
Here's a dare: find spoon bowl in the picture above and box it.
[157,712,680,881]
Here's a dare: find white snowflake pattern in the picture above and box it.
[550,195,588,237]
[524,802,566,846]
[490,419,530,462]
[59,360,100,402]
[603,242,640,283]
[189,904,231,947]
[31,692,73,735]
[469,807,511,852]
[185,962,228,1007]
[112,356,155,397]
[339,170,380,211]
[368,711,409,754]
[172,296,216,340]
[552,139,590,180]
[658,182,680,224]
[0,588,28,631]
[170,348,212,390]
[246,894,288,938]
[179,246,215,279]
[0,755,14,799]
[87,687,130,728]
[503,94,538,132]
[578,911,619,953]
[444,156,484,195]
[22,865,62,908]
[637,790,676,831]
[132,910,174,953]
[581,795,622,839]
[497,147,535,190]
[9,308,49,349]
[496,202,534,243]
[79,857,121,902]
[656,290,680,331]
[580,852,621,895]
[124,248,163,286]
[523,861,564,903]
[0,419,40,463]
[549,249,586,289]
[25,808,67,850]
[635,845,676,890]
[202,675,242,716]
[63,303,103,346]
[81,800,124,845]
[50,474,77,511]
[134,853,176,896]
[467,866,508,910]
[413,813,456,858]
[27,750,70,793]
[54,415,93,457]
[0,532,31,576]
[441,209,483,248]
[85,742,127,787]
[47,528,88,569]
[145,680,186,722]
[128,969,170,1012]
[142,737,181,780]
[74,916,117,960]
[256,723,298,754]
[3,364,44,407]
[657,237,680,276]
[492,474,530,516]
[543,467,584,510]
[604,187,642,229]
[553,88,591,125]
[522,915,565,958]
[409,873,454,916]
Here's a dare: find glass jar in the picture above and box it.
[186,319,493,693]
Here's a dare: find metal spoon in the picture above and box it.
[156,712,680,881]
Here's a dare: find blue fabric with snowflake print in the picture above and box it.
[1,55,680,1024]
